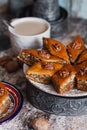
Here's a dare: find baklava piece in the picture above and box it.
[75,61,87,91]
[17,49,40,66]
[26,62,63,84]
[52,64,76,94]
[0,82,11,115]
[17,49,66,66]
[67,35,86,64]
[37,49,66,64]
[76,49,87,64]
[43,37,70,64]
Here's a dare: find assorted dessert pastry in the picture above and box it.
[0,82,11,116]
[17,49,67,66]
[26,62,63,84]
[74,61,87,91]
[66,35,86,64]
[76,49,87,64]
[17,35,87,94]
[52,64,76,94]
[43,37,70,64]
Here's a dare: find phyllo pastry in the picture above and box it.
[67,35,86,64]
[75,61,87,91]
[52,64,76,94]
[0,82,11,115]
[17,49,66,66]
[26,62,63,84]
[43,37,70,64]
[76,49,87,64]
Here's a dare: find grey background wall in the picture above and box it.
[59,0,87,19]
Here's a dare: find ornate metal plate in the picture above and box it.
[26,82,87,116]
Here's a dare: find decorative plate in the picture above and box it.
[23,64,87,97]
[24,64,87,116]
[0,81,23,124]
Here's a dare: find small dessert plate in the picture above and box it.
[0,81,23,124]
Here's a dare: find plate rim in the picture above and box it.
[0,81,23,125]
[29,80,87,99]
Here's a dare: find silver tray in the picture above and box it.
[24,64,87,116]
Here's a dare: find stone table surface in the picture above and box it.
[0,18,87,130]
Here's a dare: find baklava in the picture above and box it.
[26,62,63,84]
[0,82,11,115]
[17,49,66,66]
[76,49,87,64]
[43,37,70,64]
[67,35,86,64]
[75,61,87,91]
[52,64,76,94]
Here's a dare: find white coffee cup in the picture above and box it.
[9,17,51,55]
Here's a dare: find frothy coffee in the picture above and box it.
[13,21,48,36]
